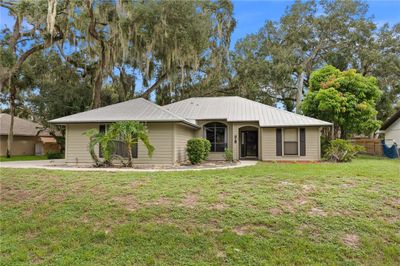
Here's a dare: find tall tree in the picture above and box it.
[231,0,372,113]
[57,0,235,109]
[0,0,70,157]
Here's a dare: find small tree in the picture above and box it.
[108,121,154,167]
[83,129,102,166]
[303,65,381,139]
[83,128,115,167]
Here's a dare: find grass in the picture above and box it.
[1,156,399,265]
[0,155,47,162]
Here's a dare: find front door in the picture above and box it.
[240,131,258,158]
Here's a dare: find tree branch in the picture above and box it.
[139,73,168,99]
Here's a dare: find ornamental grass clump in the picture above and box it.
[326,139,365,162]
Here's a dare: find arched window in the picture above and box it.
[204,122,227,152]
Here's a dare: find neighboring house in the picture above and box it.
[50,96,332,165]
[0,113,60,156]
[380,110,400,146]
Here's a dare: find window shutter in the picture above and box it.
[99,125,106,158]
[132,143,138,158]
[276,129,282,156]
[300,128,306,156]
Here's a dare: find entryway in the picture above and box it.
[240,127,258,159]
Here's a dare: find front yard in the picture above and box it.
[1,156,399,265]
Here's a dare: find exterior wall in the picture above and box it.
[194,121,261,161]
[65,124,98,164]
[385,118,400,144]
[232,122,261,160]
[261,127,321,161]
[0,135,40,156]
[65,122,178,165]
[195,120,233,160]
[64,122,322,164]
[173,123,195,163]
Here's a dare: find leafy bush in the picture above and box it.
[326,139,365,162]
[224,148,234,162]
[46,152,64,159]
[201,138,211,160]
[186,138,210,164]
[320,135,330,157]
[187,138,205,164]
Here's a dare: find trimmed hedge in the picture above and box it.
[186,138,211,164]
[46,152,64,159]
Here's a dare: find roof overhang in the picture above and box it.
[381,110,400,130]
[50,119,200,129]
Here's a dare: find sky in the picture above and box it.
[230,0,400,48]
[1,0,399,51]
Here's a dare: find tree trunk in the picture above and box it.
[296,71,305,114]
[127,144,133,167]
[140,73,167,99]
[340,129,347,140]
[7,85,16,158]
[91,69,103,109]
[91,41,105,109]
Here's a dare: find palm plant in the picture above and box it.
[108,121,155,167]
[83,128,115,166]
[83,129,102,166]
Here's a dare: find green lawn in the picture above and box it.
[0,155,47,162]
[1,157,399,265]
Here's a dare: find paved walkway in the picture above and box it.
[0,159,258,172]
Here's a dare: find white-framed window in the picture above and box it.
[284,128,298,155]
[204,122,227,152]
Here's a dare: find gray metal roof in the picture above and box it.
[164,96,332,127]
[0,113,53,136]
[50,96,331,128]
[50,98,199,127]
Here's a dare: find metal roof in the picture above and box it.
[164,96,332,127]
[49,98,199,128]
[0,113,53,136]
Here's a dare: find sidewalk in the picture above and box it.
[0,159,258,172]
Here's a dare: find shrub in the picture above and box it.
[187,138,206,164]
[320,135,330,157]
[201,138,211,160]
[326,139,364,162]
[46,152,64,159]
[224,148,234,162]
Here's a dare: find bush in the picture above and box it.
[320,135,330,157]
[224,148,234,162]
[186,138,211,164]
[187,138,206,164]
[46,152,64,159]
[201,138,211,160]
[325,139,364,162]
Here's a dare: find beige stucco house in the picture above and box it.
[0,113,59,156]
[50,96,332,165]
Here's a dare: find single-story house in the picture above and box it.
[379,110,400,146]
[50,96,332,165]
[0,113,60,156]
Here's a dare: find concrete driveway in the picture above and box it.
[0,159,258,172]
